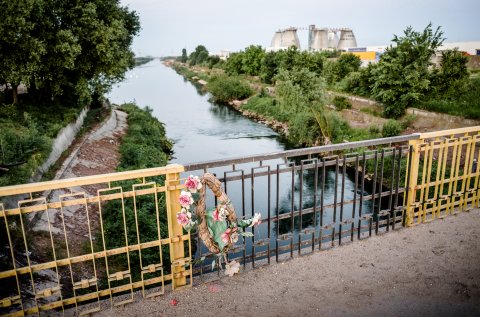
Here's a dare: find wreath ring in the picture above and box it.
[195,173,237,254]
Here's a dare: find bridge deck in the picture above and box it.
[94,209,480,317]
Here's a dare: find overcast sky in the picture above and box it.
[120,0,480,57]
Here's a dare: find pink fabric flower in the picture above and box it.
[184,175,202,193]
[213,208,222,221]
[221,227,238,244]
[176,212,190,227]
[213,207,227,222]
[178,191,194,208]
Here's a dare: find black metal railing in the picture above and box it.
[183,135,417,279]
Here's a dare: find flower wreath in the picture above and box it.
[176,173,261,276]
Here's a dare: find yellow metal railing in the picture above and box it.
[404,126,480,226]
[0,164,191,316]
[1,126,479,316]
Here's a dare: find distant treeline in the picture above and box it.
[135,56,156,66]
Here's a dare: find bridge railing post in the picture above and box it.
[405,138,421,226]
[165,165,192,290]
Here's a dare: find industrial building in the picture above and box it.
[270,27,301,50]
[267,25,358,52]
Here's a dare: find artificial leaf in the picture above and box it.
[240,231,254,237]
[206,208,228,251]
[238,218,253,228]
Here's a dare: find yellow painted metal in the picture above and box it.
[165,169,193,290]
[405,126,480,226]
[0,164,190,316]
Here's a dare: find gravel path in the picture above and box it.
[94,209,480,317]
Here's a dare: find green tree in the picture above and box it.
[241,45,265,76]
[0,0,45,104]
[293,51,324,75]
[259,51,278,83]
[0,0,140,106]
[181,48,188,63]
[371,23,444,118]
[189,45,209,65]
[431,49,468,96]
[336,53,361,79]
[275,46,300,71]
[225,52,245,75]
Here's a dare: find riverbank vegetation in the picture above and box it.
[0,0,140,186]
[171,23,477,148]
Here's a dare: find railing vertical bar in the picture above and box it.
[275,164,280,263]
[60,194,78,313]
[298,161,304,255]
[290,162,295,259]
[376,149,385,234]
[0,203,25,314]
[339,156,346,245]
[385,148,395,231]
[319,157,326,250]
[332,156,339,246]
[241,170,246,268]
[267,165,271,265]
[18,200,40,315]
[370,150,378,236]
[352,154,359,241]
[312,159,318,252]
[84,195,101,309]
[358,152,366,239]
[251,167,255,268]
[393,147,402,229]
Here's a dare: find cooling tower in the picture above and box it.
[309,28,329,51]
[281,27,301,49]
[271,31,283,48]
[337,29,357,50]
[270,28,300,50]
[328,30,339,49]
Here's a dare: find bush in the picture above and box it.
[419,77,480,119]
[0,116,52,186]
[369,125,381,136]
[207,75,253,103]
[382,119,402,137]
[332,96,351,110]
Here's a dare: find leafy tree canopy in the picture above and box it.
[0,0,140,106]
[371,23,444,118]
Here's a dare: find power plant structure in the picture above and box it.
[270,27,301,50]
[268,25,357,51]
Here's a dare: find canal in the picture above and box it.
[108,59,375,258]
[108,59,287,163]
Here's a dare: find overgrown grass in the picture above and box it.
[360,107,383,117]
[243,95,381,146]
[118,103,173,169]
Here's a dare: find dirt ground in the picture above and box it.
[336,94,480,133]
[93,209,480,317]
